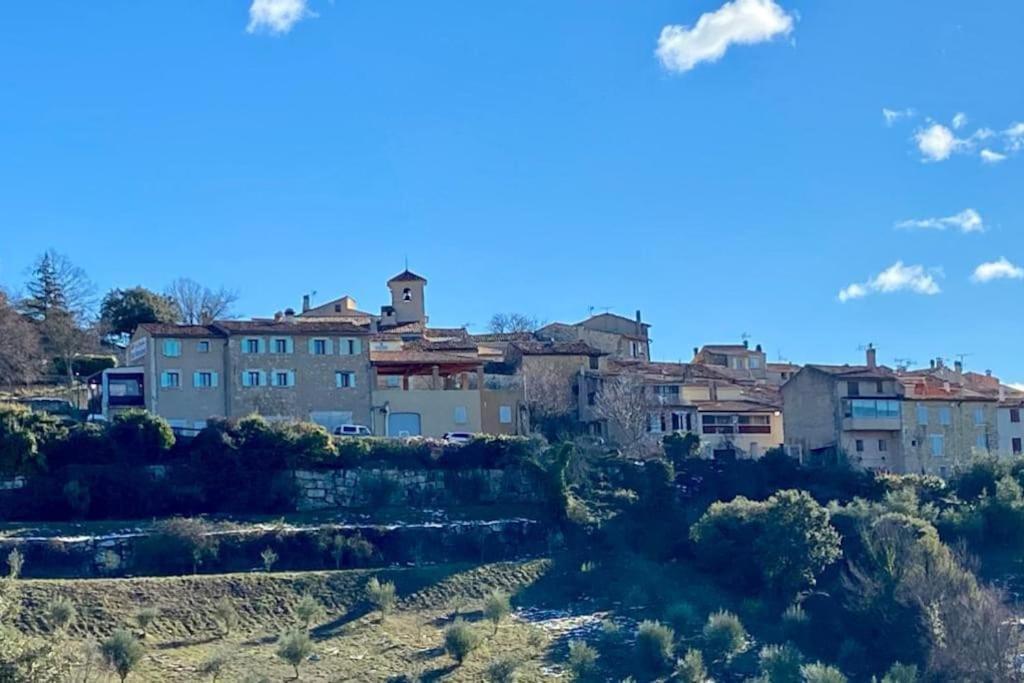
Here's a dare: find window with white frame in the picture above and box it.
[160,370,181,388]
[272,338,292,354]
[243,338,261,354]
[335,371,356,388]
[386,375,401,388]
[162,339,181,357]
[339,337,362,355]
[242,370,265,387]
[499,405,513,424]
[272,370,295,387]
[193,371,217,388]
[454,405,468,424]
[197,340,210,353]
[310,338,330,355]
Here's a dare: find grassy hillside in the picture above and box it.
[13,560,557,681]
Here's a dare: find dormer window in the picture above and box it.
[402,287,412,302]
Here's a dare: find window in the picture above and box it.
[1014,438,1022,455]
[310,338,329,355]
[1012,409,1021,424]
[845,399,900,419]
[855,439,864,452]
[876,381,884,393]
[160,371,181,388]
[499,406,513,424]
[193,371,216,388]
[197,340,210,353]
[939,407,951,426]
[589,356,599,370]
[974,407,985,425]
[335,371,356,388]
[976,434,987,450]
[162,339,181,357]
[273,338,292,354]
[339,337,362,355]
[242,370,264,387]
[847,381,860,396]
[454,406,468,424]
[917,403,928,425]
[402,287,412,302]
[648,414,664,433]
[385,375,401,388]
[630,342,640,358]
[878,439,887,452]
[243,338,261,354]
[653,385,680,399]
[930,434,944,457]
[272,371,294,387]
[749,357,761,369]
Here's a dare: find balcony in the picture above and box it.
[842,399,901,431]
[842,416,901,431]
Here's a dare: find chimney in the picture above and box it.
[273,311,283,321]
[1000,385,1006,401]
[283,308,296,322]
[930,359,935,369]
[954,360,963,374]
[755,343,762,352]
[635,310,642,337]
[302,294,310,313]
[986,369,993,377]
[743,340,749,349]
[936,357,944,369]
[693,347,699,358]
[866,343,876,369]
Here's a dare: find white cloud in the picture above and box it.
[915,124,959,162]
[247,0,315,35]
[895,208,984,234]
[971,258,1024,283]
[656,0,795,74]
[838,261,941,302]
[981,149,1007,164]
[882,107,914,126]
[952,112,968,130]
[1005,122,1024,152]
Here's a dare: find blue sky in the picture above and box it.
[2,1,1024,378]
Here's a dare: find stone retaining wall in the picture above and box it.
[292,467,546,511]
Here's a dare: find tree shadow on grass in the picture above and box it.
[155,634,221,650]
[419,662,458,681]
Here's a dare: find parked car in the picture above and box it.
[334,424,372,437]
[442,431,475,444]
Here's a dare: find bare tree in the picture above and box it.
[592,373,654,457]
[488,313,540,334]
[522,361,578,423]
[0,290,42,386]
[165,278,239,324]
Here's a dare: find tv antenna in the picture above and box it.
[894,357,916,372]
[587,305,612,316]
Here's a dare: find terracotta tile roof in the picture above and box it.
[806,364,896,379]
[767,362,801,372]
[136,323,223,338]
[511,340,605,356]
[387,269,427,283]
[471,332,537,343]
[899,376,997,401]
[370,349,482,365]
[424,327,470,339]
[213,320,369,335]
[693,399,780,413]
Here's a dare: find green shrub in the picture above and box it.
[485,656,520,683]
[45,597,76,632]
[108,410,174,462]
[635,620,674,673]
[260,547,278,573]
[444,618,481,664]
[365,577,396,618]
[881,662,918,683]
[801,663,847,683]
[213,597,239,637]
[133,517,218,574]
[133,606,159,636]
[702,611,747,661]
[664,601,699,633]
[275,628,313,679]
[483,590,511,635]
[565,640,598,681]
[674,648,707,683]
[758,643,802,683]
[198,648,231,682]
[100,628,144,682]
[294,594,324,631]
[0,402,64,475]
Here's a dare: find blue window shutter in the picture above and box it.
[353,338,362,355]
[258,371,267,386]
[211,372,219,388]
[258,338,266,353]
[288,370,296,387]
[193,372,201,387]
[349,372,356,388]
[286,338,294,354]
[160,372,168,388]
[241,372,250,387]
[308,338,315,354]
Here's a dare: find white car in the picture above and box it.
[334,424,372,437]
[443,431,475,444]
